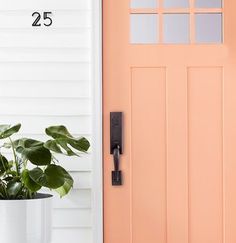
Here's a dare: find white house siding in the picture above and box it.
[0,0,100,242]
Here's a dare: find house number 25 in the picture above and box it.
[32,12,53,27]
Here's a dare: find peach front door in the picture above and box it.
[103,0,236,243]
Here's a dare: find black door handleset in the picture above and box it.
[110,112,123,186]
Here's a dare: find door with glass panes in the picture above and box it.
[103,0,236,242]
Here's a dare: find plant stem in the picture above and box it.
[23,159,28,170]
[9,137,20,176]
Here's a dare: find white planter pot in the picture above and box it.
[0,193,52,243]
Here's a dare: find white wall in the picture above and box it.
[0,0,102,242]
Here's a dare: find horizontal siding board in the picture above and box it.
[0,80,91,98]
[0,0,91,10]
[0,11,91,28]
[0,48,90,62]
[71,172,92,189]
[0,115,92,134]
[53,209,92,227]
[55,155,92,171]
[51,228,92,243]
[50,189,92,209]
[0,29,91,48]
[0,98,91,115]
[0,63,90,81]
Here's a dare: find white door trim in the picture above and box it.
[91,0,103,243]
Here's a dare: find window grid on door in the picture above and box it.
[130,0,223,44]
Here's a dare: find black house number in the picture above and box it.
[32,12,53,27]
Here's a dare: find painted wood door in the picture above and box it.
[103,0,236,243]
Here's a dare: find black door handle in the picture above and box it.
[112,146,122,186]
[110,112,123,186]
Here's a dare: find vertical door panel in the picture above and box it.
[166,66,188,243]
[188,68,223,243]
[131,68,166,243]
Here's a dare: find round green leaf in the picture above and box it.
[17,146,52,166]
[29,165,65,189]
[22,169,41,192]
[7,181,22,198]
[15,138,52,166]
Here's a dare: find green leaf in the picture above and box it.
[53,138,78,156]
[7,170,17,177]
[15,138,52,166]
[2,142,11,149]
[7,181,22,198]
[14,138,44,148]
[0,182,7,199]
[3,176,14,182]
[22,169,42,192]
[29,165,65,189]
[46,125,73,139]
[45,125,90,156]
[69,137,90,152]
[0,154,9,172]
[55,167,74,197]
[0,124,21,139]
[17,146,51,166]
[44,140,63,154]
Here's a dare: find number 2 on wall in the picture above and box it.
[32,12,53,27]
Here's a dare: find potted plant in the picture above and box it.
[0,124,90,243]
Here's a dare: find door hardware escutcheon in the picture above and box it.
[110,112,123,186]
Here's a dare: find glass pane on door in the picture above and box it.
[130,14,159,44]
[163,14,190,43]
[195,0,222,8]
[131,0,157,8]
[164,0,189,8]
[195,13,222,43]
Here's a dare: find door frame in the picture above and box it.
[91,0,103,243]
